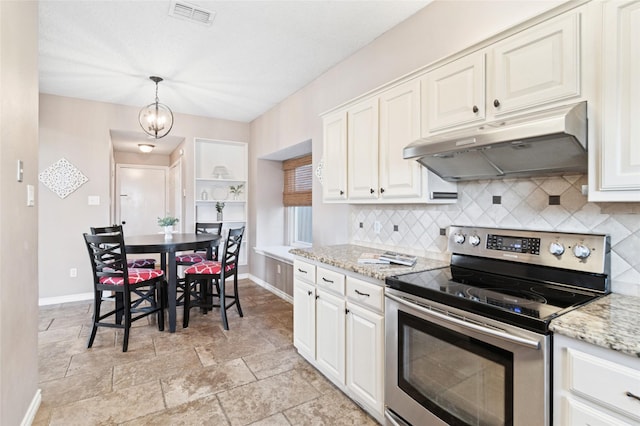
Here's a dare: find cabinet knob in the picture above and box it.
[370,188,375,194]
[472,105,479,113]
[307,290,312,296]
[380,188,385,194]
[493,99,501,108]
[339,190,344,196]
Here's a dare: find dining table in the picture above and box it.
[125,232,222,332]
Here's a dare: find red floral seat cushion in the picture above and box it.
[176,253,207,264]
[127,258,156,268]
[99,268,164,286]
[184,260,235,275]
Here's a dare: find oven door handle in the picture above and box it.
[384,407,410,426]
[386,293,541,350]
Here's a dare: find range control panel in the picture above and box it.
[448,226,610,274]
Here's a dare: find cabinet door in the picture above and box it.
[316,289,346,385]
[379,80,423,199]
[422,52,485,133]
[489,11,580,115]
[347,98,379,200]
[598,0,640,195]
[293,279,316,359]
[346,302,384,417]
[322,111,348,201]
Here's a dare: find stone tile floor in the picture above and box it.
[34,280,379,425]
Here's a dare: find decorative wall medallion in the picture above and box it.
[315,158,324,185]
[38,158,89,199]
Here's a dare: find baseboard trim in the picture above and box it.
[248,274,293,303]
[38,274,254,306]
[21,388,41,426]
[39,292,94,306]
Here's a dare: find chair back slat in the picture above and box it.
[195,222,223,259]
[221,226,245,271]
[83,232,130,283]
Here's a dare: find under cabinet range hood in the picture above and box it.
[403,102,588,181]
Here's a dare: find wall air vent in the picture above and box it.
[169,1,215,26]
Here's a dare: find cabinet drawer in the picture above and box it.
[294,260,316,284]
[316,267,345,295]
[346,277,384,312]
[567,348,640,421]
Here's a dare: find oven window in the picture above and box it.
[398,311,514,426]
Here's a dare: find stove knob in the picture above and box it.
[572,243,591,259]
[549,242,565,256]
[468,235,481,246]
[453,233,465,244]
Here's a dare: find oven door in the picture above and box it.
[385,289,550,426]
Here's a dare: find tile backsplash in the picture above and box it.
[350,175,640,296]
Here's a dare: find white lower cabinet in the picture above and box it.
[293,279,315,360]
[292,260,385,423]
[316,289,346,385]
[553,334,640,425]
[346,301,384,417]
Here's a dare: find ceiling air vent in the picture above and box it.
[169,1,215,26]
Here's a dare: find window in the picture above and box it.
[283,155,312,246]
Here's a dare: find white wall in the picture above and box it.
[0,1,40,424]
[248,1,565,279]
[38,94,250,299]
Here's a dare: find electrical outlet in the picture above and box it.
[374,221,382,234]
[69,268,78,278]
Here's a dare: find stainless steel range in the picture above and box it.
[384,226,610,426]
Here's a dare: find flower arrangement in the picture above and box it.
[215,202,225,213]
[157,215,179,226]
[229,184,244,196]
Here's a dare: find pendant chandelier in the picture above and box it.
[138,76,174,139]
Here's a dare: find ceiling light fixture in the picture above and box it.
[138,76,174,139]
[138,143,155,153]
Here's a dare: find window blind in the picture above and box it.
[283,155,312,207]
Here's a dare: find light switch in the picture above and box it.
[27,184,35,206]
[88,195,100,205]
[17,160,24,182]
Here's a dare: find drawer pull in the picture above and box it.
[322,277,334,283]
[354,289,370,297]
[626,391,640,402]
[297,268,307,274]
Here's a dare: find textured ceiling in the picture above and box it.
[39,0,431,125]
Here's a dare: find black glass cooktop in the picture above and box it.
[386,264,603,334]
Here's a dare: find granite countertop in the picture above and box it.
[550,293,640,358]
[289,244,448,281]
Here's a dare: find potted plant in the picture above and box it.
[229,183,244,200]
[215,202,225,221]
[157,214,179,238]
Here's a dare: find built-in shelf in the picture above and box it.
[194,138,248,265]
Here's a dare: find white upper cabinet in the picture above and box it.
[322,110,348,201]
[590,0,640,201]
[332,79,457,204]
[489,11,581,116]
[379,79,424,199]
[422,8,582,136]
[347,98,379,200]
[422,52,485,134]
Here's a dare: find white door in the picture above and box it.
[168,159,183,231]
[347,97,379,200]
[117,165,167,236]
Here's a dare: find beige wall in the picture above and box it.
[0,1,40,424]
[39,94,249,299]
[248,1,564,279]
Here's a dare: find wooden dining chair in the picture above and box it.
[91,224,156,269]
[182,226,245,330]
[83,231,166,352]
[175,222,223,265]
